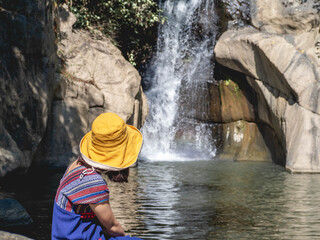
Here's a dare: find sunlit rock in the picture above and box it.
[214,0,320,172]
[251,0,320,34]
[35,6,148,168]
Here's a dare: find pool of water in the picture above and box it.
[1,160,320,239]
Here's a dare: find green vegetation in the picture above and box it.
[225,78,231,86]
[63,0,164,66]
[221,78,242,101]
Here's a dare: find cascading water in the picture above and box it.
[141,0,219,161]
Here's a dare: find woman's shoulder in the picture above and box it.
[64,166,105,184]
[58,164,107,195]
[56,165,109,207]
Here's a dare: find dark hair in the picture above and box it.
[106,169,129,183]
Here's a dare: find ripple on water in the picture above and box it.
[1,160,320,240]
[108,161,320,240]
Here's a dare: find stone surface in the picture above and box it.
[0,120,26,175]
[215,28,320,102]
[209,79,285,164]
[0,1,58,176]
[218,121,283,162]
[214,0,320,172]
[0,199,33,227]
[285,104,320,172]
[58,4,76,36]
[35,7,148,169]
[0,231,32,240]
[216,0,251,29]
[253,78,320,172]
[0,4,148,173]
[251,0,320,34]
[216,80,256,123]
[58,6,147,122]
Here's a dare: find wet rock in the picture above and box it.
[210,80,256,123]
[209,79,285,164]
[0,198,33,227]
[218,121,284,163]
[216,0,251,29]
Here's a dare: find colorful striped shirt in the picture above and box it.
[52,161,109,240]
[55,164,109,216]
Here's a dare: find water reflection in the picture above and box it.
[1,161,320,239]
[109,161,320,240]
[278,175,320,239]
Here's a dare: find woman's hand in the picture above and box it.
[90,201,125,237]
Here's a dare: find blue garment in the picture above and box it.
[52,203,144,240]
[52,202,107,240]
[110,237,143,240]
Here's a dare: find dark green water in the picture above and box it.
[1,160,320,240]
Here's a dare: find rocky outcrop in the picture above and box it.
[34,6,148,169]
[0,198,33,227]
[214,0,320,172]
[251,0,320,34]
[0,3,148,175]
[0,1,58,176]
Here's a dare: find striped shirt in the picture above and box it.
[55,164,109,217]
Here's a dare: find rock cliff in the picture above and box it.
[214,0,320,172]
[0,0,58,176]
[0,3,148,175]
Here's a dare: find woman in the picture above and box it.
[51,112,143,240]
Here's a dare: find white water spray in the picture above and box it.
[141,0,219,161]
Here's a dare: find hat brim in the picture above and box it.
[79,125,143,171]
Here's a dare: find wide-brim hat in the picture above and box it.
[79,112,143,171]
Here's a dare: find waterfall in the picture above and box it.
[141,0,219,161]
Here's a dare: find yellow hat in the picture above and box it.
[79,112,143,171]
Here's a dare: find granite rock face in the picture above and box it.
[35,6,148,169]
[214,0,320,172]
[0,1,58,176]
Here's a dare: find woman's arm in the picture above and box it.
[90,201,125,237]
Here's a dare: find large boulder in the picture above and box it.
[0,1,58,176]
[34,6,148,169]
[214,0,320,172]
[0,198,33,227]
